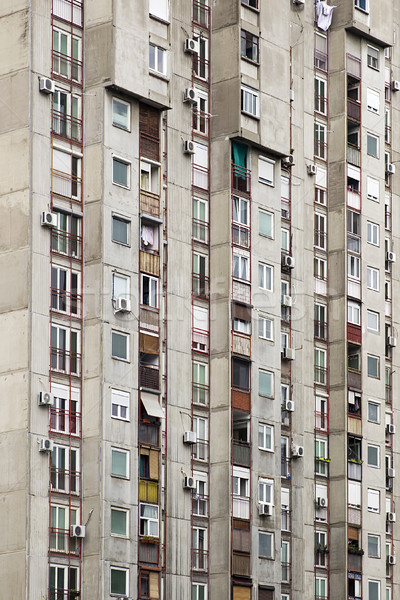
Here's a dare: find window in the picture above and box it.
[233,196,249,226]
[315,77,327,114]
[315,256,327,280]
[258,423,274,451]
[369,580,380,600]
[53,28,81,81]
[192,527,207,570]
[316,577,327,600]
[259,316,273,340]
[111,389,129,421]
[367,133,379,157]
[367,46,379,70]
[367,88,380,113]
[233,252,249,281]
[141,220,159,252]
[140,503,159,537]
[193,35,209,81]
[367,310,379,332]
[259,210,274,237]
[259,531,274,558]
[316,394,328,431]
[52,210,82,256]
[315,348,327,385]
[281,331,289,351]
[367,444,380,467]
[50,565,79,599]
[367,489,380,513]
[50,504,77,551]
[314,213,327,250]
[111,331,129,361]
[242,0,258,7]
[348,254,360,280]
[112,215,130,245]
[281,540,290,582]
[51,444,79,494]
[368,534,380,557]
[259,370,274,397]
[258,157,275,186]
[348,301,361,325]
[315,439,328,476]
[315,122,327,159]
[52,89,81,140]
[51,383,80,436]
[281,488,290,530]
[281,437,289,478]
[355,0,368,11]
[281,228,290,252]
[258,478,273,507]
[51,325,80,375]
[259,263,273,291]
[348,480,361,508]
[233,318,250,335]
[241,30,259,62]
[233,467,250,518]
[193,143,208,190]
[192,416,208,461]
[140,160,160,194]
[112,273,129,302]
[367,222,379,246]
[141,274,158,308]
[193,197,208,242]
[51,266,80,315]
[367,176,379,202]
[368,401,380,423]
[112,98,130,130]
[316,531,328,566]
[193,471,208,516]
[111,448,129,478]
[367,354,379,379]
[232,358,250,391]
[192,583,207,600]
[193,361,208,405]
[110,566,128,596]
[348,210,361,236]
[111,507,128,536]
[149,44,166,75]
[193,89,209,135]
[149,0,169,20]
[241,85,259,118]
[112,157,130,188]
[367,267,379,291]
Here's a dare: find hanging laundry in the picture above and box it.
[316,1,336,31]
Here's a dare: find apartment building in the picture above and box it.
[0,0,399,599]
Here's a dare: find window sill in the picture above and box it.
[241,110,260,121]
[111,474,130,480]
[241,2,260,13]
[112,240,131,247]
[241,56,260,67]
[355,6,369,14]
[112,181,130,190]
[259,179,274,187]
[259,393,274,399]
[111,416,130,422]
[149,69,170,83]
[149,13,170,25]
[258,447,274,453]
[112,356,130,363]
[112,122,131,133]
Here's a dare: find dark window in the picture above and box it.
[242,0,258,8]
[232,359,250,391]
[140,454,150,479]
[140,571,150,598]
[241,30,259,62]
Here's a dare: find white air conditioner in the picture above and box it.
[70,524,86,538]
[281,208,290,220]
[38,391,54,406]
[282,155,295,168]
[387,423,396,434]
[388,467,396,478]
[183,431,197,444]
[316,496,327,508]
[292,445,304,458]
[115,297,131,313]
[183,88,198,103]
[40,438,54,452]
[39,77,55,94]
[41,211,57,228]
[282,347,295,361]
[386,163,396,175]
[284,400,295,412]
[282,255,295,269]
[387,512,396,523]
[307,163,317,176]
[388,555,396,565]
[392,80,400,91]
[183,140,196,154]
[183,476,197,490]
[184,38,199,54]
[386,251,396,263]
[281,294,293,307]
[290,89,295,102]
[387,336,397,348]
[258,503,273,517]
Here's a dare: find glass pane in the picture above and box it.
[113,217,128,244]
[112,450,127,476]
[111,569,126,595]
[111,509,127,535]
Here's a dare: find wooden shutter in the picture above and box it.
[140,333,159,355]
[149,572,159,599]
[139,104,160,161]
[232,302,251,321]
[149,449,159,480]
[233,585,251,600]
[258,588,274,600]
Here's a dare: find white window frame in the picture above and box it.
[111,330,129,361]
[258,477,274,507]
[233,252,249,282]
[140,159,160,195]
[315,256,327,280]
[367,88,380,114]
[259,209,274,238]
[367,267,379,291]
[112,156,130,189]
[355,0,369,12]
[241,84,260,118]
[367,176,379,202]
[149,43,167,75]
[368,534,380,557]
[367,310,379,332]
[259,316,273,341]
[193,361,208,405]
[112,214,130,246]
[139,503,159,537]
[233,318,250,335]
[315,122,327,160]
[193,470,208,516]
[315,438,328,476]
[315,77,327,115]
[259,531,274,559]
[259,262,273,291]
[367,443,380,467]
[315,348,327,384]
[367,133,379,158]
[192,583,207,600]
[347,301,361,325]
[141,274,159,308]
[51,383,80,436]
[258,156,275,186]
[149,0,169,21]
[348,254,360,280]
[281,540,290,583]
[314,212,327,250]
[110,566,129,596]
[367,222,379,246]
[111,389,130,421]
[51,444,79,493]
[193,89,209,135]
[281,228,290,252]
[233,196,249,226]
[259,369,274,398]
[111,447,129,478]
[367,488,380,513]
[111,506,129,537]
[367,400,380,423]
[112,97,131,131]
[281,487,290,531]
[258,423,274,452]
[367,45,380,70]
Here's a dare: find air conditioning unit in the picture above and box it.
[258,503,273,517]
[39,438,54,452]
[115,297,131,313]
[282,347,295,361]
[386,251,396,263]
[388,555,396,565]
[387,423,396,435]
[292,445,304,458]
[183,88,198,103]
[41,211,57,228]
[38,391,54,406]
[70,524,86,538]
[307,163,317,176]
[184,38,199,54]
[387,512,396,523]
[282,255,295,269]
[387,335,397,348]
[387,467,396,479]
[183,476,197,490]
[39,77,55,94]
[392,80,400,91]
[281,294,293,307]
[284,400,295,412]
[316,496,327,508]
[183,431,197,444]
[386,163,396,175]
[290,89,295,102]
[183,140,196,154]
[282,155,295,168]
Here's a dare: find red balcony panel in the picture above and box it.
[347,323,361,344]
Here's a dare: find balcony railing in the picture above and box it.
[51,348,81,377]
[232,496,250,520]
[52,0,83,26]
[347,98,361,122]
[139,539,160,565]
[232,223,250,248]
[52,168,82,203]
[192,164,209,191]
[49,589,80,600]
[347,186,361,210]
[192,548,208,571]
[232,164,251,197]
[192,438,209,462]
[193,494,208,517]
[232,440,251,467]
[140,363,160,390]
[139,480,159,503]
[192,218,209,244]
[52,110,82,143]
[193,108,210,136]
[192,329,209,354]
[50,528,79,555]
[315,94,327,115]
[193,56,209,82]
[51,288,81,317]
[192,382,209,406]
[139,422,160,447]
[52,229,82,259]
[140,132,160,163]
[347,54,361,78]
[314,320,328,340]
[315,366,327,385]
[52,51,83,84]
[315,411,328,432]
[315,139,327,161]
[50,408,80,436]
[193,0,210,29]
[347,145,361,167]
[192,274,209,300]
[50,467,80,494]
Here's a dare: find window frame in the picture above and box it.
[367,221,379,246]
[367,443,380,467]
[367,534,380,558]
[241,29,259,63]
[149,0,169,21]
[259,209,274,238]
[141,274,159,308]
[258,423,274,452]
[110,566,129,596]
[111,447,129,479]
[367,267,379,291]
[258,156,275,186]
[367,310,379,332]
[259,316,273,341]
[112,156,130,189]
[111,388,130,421]
[111,506,129,537]
[149,43,167,76]
[139,503,160,538]
[259,369,274,398]
[259,530,274,559]
[241,84,260,118]
[259,262,273,291]
[347,301,361,326]
[367,45,380,71]
[367,488,380,513]
[367,133,379,158]
[111,330,129,361]
[112,214,130,246]
[112,97,131,131]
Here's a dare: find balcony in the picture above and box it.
[140,189,160,217]
[232,552,250,577]
[139,539,160,566]
[193,56,209,82]
[232,332,251,358]
[52,110,82,143]
[314,320,328,341]
[139,422,160,447]
[193,382,209,406]
[315,411,328,432]
[347,99,361,122]
[192,438,208,462]
[232,440,251,467]
[192,108,210,136]
[192,329,209,354]
[347,54,361,79]
[49,589,80,600]
[315,366,327,386]
[315,139,327,161]
[233,496,250,520]
[51,348,81,377]
[52,50,82,85]
[51,288,82,318]
[140,363,160,391]
[50,467,80,495]
[193,494,208,517]
[192,274,209,300]
[52,168,82,203]
[52,229,82,259]
[52,0,83,26]
[193,0,210,29]
[50,528,80,555]
[140,132,160,163]
[50,407,80,437]
[192,548,208,571]
[192,163,209,191]
[232,223,250,249]
[347,323,361,344]
[232,279,251,305]
[347,460,362,481]
[232,164,251,198]
[139,480,159,503]
[347,145,361,168]
[192,218,209,244]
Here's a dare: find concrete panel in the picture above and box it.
[0,129,29,195]
[0,70,29,134]
[0,553,26,598]
[0,248,28,313]
[0,310,28,373]
[85,22,112,87]
[0,10,29,76]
